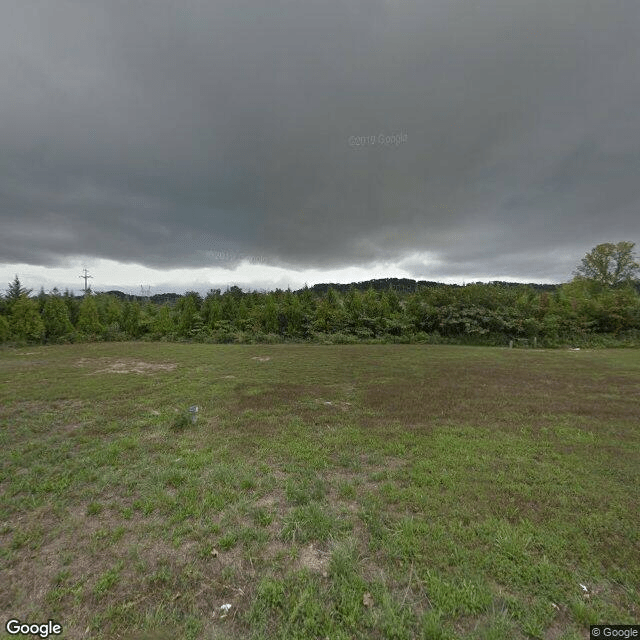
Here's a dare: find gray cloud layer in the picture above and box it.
[2,0,639,282]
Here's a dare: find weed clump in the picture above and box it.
[170,414,192,431]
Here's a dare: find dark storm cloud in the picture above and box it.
[2,0,639,281]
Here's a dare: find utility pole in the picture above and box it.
[79,268,93,294]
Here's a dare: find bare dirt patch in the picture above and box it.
[297,543,329,576]
[76,358,177,374]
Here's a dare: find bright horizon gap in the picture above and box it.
[1,256,561,297]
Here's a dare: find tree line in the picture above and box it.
[1,242,639,347]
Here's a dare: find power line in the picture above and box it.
[79,268,93,294]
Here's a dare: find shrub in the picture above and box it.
[171,414,192,431]
[0,315,10,343]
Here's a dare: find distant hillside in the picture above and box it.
[300,278,560,295]
[100,290,182,304]
[97,279,561,300]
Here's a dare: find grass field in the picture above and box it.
[1,343,638,639]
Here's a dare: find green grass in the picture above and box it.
[0,342,638,639]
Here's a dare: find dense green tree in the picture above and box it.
[176,292,204,337]
[43,291,74,341]
[176,296,196,337]
[236,299,250,331]
[184,290,203,309]
[221,293,240,324]
[589,285,640,333]
[405,295,430,332]
[383,288,402,314]
[313,289,345,333]
[343,288,364,333]
[96,294,123,328]
[122,300,144,337]
[0,315,10,343]
[6,275,32,300]
[77,294,103,336]
[10,295,45,343]
[36,287,47,314]
[5,276,32,314]
[574,241,640,287]
[152,305,175,336]
[261,295,278,333]
[63,289,81,326]
[281,290,304,337]
[202,295,223,329]
[298,284,314,307]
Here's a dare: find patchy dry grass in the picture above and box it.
[0,343,638,639]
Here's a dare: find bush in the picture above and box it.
[102,322,129,342]
[0,315,10,343]
[171,414,192,431]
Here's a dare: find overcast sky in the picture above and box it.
[2,0,639,295]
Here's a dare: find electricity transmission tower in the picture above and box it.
[79,268,93,294]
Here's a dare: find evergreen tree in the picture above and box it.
[176,293,203,337]
[384,288,402,314]
[77,294,103,336]
[43,291,73,342]
[236,299,250,331]
[6,275,32,300]
[261,295,278,333]
[0,315,10,343]
[9,294,45,343]
[5,276,32,313]
[122,300,143,337]
[282,290,304,336]
[221,293,239,323]
[203,295,223,329]
[36,287,47,314]
[344,288,364,331]
[63,289,81,326]
[313,288,345,333]
[96,294,123,329]
[152,304,175,337]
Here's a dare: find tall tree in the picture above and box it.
[43,290,74,341]
[0,315,10,343]
[63,289,81,326]
[36,287,47,314]
[96,294,123,328]
[122,300,143,337]
[176,293,203,337]
[77,294,103,336]
[5,276,32,313]
[261,294,278,333]
[10,295,45,343]
[202,295,223,329]
[574,241,640,287]
[152,304,175,336]
[6,275,32,300]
